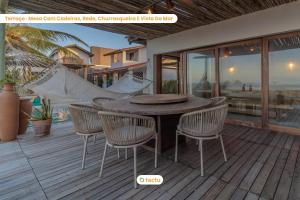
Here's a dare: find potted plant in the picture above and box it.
[30,98,53,137]
[0,69,20,141]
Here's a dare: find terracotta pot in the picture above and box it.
[18,97,32,135]
[31,118,52,137]
[0,83,20,141]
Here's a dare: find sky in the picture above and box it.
[29,23,137,50]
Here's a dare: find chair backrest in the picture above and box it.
[178,104,228,137]
[98,111,155,146]
[69,104,102,134]
[210,96,227,106]
[92,97,115,109]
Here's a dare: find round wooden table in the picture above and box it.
[99,96,212,153]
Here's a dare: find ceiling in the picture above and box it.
[9,0,297,40]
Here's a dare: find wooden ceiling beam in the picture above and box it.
[8,0,297,40]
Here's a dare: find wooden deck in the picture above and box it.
[0,122,300,200]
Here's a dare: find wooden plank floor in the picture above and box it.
[0,122,300,200]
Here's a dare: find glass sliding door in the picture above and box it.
[219,41,262,123]
[268,34,300,129]
[161,55,179,94]
[172,31,300,133]
[187,50,215,98]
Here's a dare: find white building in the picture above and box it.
[104,45,147,81]
[50,44,94,79]
[90,45,148,87]
[50,44,93,65]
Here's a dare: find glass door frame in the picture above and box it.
[161,55,180,94]
[218,39,264,128]
[264,31,300,135]
[183,47,219,97]
[155,52,184,94]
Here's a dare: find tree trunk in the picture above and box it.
[0,0,8,80]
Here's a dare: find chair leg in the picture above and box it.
[117,148,120,159]
[133,147,137,189]
[220,135,227,162]
[125,148,128,160]
[93,135,96,144]
[199,139,204,176]
[99,142,108,177]
[155,135,158,168]
[175,131,178,162]
[81,135,88,169]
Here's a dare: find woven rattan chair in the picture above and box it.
[69,104,104,169]
[210,96,227,106]
[175,104,228,176]
[98,111,158,188]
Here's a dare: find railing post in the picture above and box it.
[0,0,8,80]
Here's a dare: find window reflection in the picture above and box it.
[269,35,300,128]
[219,42,262,122]
[187,50,215,98]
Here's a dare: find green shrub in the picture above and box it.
[0,68,20,85]
[162,80,178,94]
[30,98,53,121]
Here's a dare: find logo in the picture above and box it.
[137,175,163,185]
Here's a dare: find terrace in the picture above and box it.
[1,0,300,200]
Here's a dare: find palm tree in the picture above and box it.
[5,24,88,82]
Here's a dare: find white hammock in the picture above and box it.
[108,73,151,94]
[25,64,152,105]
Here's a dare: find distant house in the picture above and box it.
[50,44,147,88]
[86,46,113,86]
[89,45,147,88]
[90,46,114,66]
[104,46,147,85]
[49,44,94,79]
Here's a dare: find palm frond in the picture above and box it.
[6,36,48,58]
[5,24,88,84]
[7,25,88,47]
[25,37,81,60]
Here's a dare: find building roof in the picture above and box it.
[94,61,147,73]
[64,44,94,57]
[50,44,94,57]
[9,0,295,41]
[104,46,145,56]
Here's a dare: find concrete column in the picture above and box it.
[102,74,107,88]
[0,0,8,80]
[128,70,133,80]
[113,72,118,83]
[84,67,88,80]
[93,75,98,85]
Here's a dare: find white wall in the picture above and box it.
[111,47,147,68]
[68,47,91,64]
[146,1,300,93]
[123,47,147,65]
[55,47,91,64]
[111,53,123,68]
[138,48,147,63]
